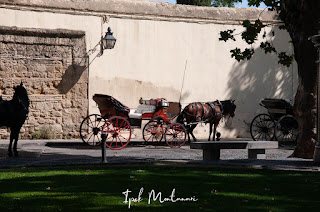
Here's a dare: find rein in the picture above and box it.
[17,98,29,113]
[16,97,30,120]
[216,100,224,114]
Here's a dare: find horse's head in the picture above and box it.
[222,100,236,118]
[13,82,30,107]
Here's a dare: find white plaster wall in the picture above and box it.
[0,8,102,51]
[0,6,298,139]
[95,17,298,138]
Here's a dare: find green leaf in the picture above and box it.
[243,48,255,60]
[278,52,294,67]
[241,19,265,44]
[248,0,263,7]
[242,20,251,27]
[219,29,236,42]
[230,48,255,62]
[230,48,242,61]
[260,42,276,54]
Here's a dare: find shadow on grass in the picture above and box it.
[0,166,320,211]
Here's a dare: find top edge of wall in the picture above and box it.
[0,0,279,22]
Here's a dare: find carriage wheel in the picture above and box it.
[165,123,187,148]
[275,115,299,146]
[250,114,275,141]
[102,116,131,150]
[142,118,166,143]
[80,114,105,146]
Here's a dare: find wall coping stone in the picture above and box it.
[0,0,280,23]
[0,26,85,38]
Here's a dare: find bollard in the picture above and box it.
[101,133,107,163]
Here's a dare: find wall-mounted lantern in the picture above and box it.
[100,27,116,55]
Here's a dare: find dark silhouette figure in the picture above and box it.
[177,100,236,142]
[0,82,30,156]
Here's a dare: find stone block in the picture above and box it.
[62,100,72,108]
[38,118,46,124]
[17,65,27,72]
[203,148,220,161]
[248,149,266,159]
[52,111,62,117]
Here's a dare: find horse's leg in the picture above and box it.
[187,130,192,143]
[185,125,191,143]
[13,127,20,157]
[208,122,213,141]
[187,132,191,143]
[185,124,197,142]
[8,128,14,157]
[189,124,197,141]
[8,127,20,157]
[213,124,218,141]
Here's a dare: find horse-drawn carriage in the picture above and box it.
[250,98,299,145]
[79,94,187,149]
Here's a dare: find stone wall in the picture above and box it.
[0,27,88,139]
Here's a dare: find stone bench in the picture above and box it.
[190,141,278,161]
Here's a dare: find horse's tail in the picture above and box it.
[177,107,186,124]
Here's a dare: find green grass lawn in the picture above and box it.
[0,165,320,211]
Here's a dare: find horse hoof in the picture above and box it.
[8,152,13,157]
[14,152,19,157]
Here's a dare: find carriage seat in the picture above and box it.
[139,98,169,107]
[128,104,156,119]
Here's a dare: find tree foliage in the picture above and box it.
[218,1,294,67]
[178,1,294,67]
[219,22,294,67]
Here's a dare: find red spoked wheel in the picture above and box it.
[102,116,132,150]
[164,123,187,148]
[142,118,166,143]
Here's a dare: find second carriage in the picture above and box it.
[80,94,187,149]
[250,98,299,145]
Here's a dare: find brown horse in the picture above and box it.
[177,100,236,142]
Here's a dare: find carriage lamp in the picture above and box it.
[100,27,116,55]
[310,34,320,164]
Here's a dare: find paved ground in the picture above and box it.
[0,139,319,171]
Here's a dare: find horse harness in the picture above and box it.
[206,100,224,118]
[18,98,29,113]
[193,100,224,123]
[16,97,30,120]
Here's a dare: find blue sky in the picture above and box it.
[146,0,267,8]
